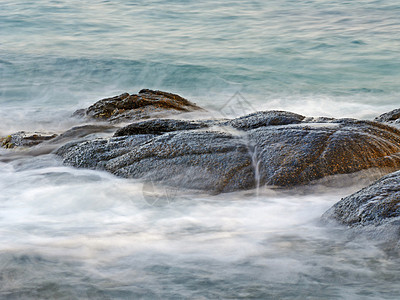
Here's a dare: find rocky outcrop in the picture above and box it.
[1,89,203,149]
[322,170,400,227]
[375,108,400,124]
[74,89,205,123]
[56,112,400,193]
[317,106,400,250]
[321,170,400,250]
[3,90,400,248]
[4,90,400,249]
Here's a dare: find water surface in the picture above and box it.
[1,1,400,298]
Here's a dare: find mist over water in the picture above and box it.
[1,0,400,298]
[1,156,400,299]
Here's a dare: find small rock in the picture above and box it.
[375,108,400,124]
[75,89,205,123]
[1,132,57,149]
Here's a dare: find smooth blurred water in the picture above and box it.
[1,156,400,299]
[1,1,400,299]
[1,1,400,122]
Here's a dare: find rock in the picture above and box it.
[55,112,400,193]
[50,124,117,144]
[322,170,400,227]
[75,89,205,123]
[0,132,57,149]
[113,119,212,137]
[227,110,305,130]
[375,108,400,124]
[0,125,120,164]
[321,170,400,250]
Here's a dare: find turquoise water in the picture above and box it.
[1,1,400,299]
[1,0,400,118]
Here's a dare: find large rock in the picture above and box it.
[322,170,400,227]
[74,89,205,123]
[56,111,400,193]
[321,170,400,250]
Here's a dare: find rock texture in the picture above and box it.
[4,92,400,249]
[56,112,400,193]
[322,170,400,250]
[317,106,400,250]
[74,89,204,123]
[322,170,400,227]
[113,119,212,137]
[1,125,117,152]
[0,132,57,149]
[375,108,400,124]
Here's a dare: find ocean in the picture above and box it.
[1,0,400,298]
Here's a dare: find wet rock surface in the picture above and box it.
[75,89,204,123]
[322,170,400,250]
[375,108,400,124]
[227,110,305,130]
[113,119,212,137]
[50,124,117,144]
[56,113,400,193]
[322,170,400,227]
[0,132,57,149]
[3,90,400,249]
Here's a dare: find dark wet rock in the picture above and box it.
[55,113,400,193]
[75,89,204,123]
[321,170,400,250]
[247,119,400,186]
[1,125,116,150]
[113,111,306,137]
[375,108,400,124]
[1,132,57,149]
[0,125,119,163]
[50,124,117,144]
[56,135,157,170]
[227,110,305,130]
[322,170,400,227]
[113,119,212,137]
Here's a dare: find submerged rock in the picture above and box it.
[375,108,400,124]
[74,89,205,123]
[56,112,400,193]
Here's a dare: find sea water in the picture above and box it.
[1,0,400,298]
